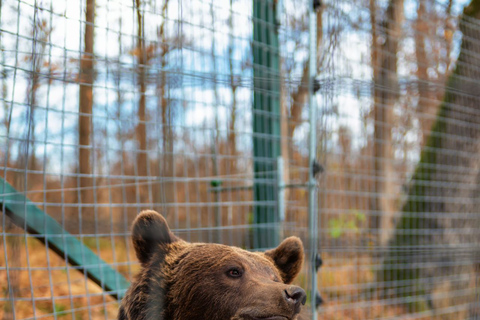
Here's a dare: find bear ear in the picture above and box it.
[132,210,180,264]
[265,237,304,284]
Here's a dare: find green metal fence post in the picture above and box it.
[252,0,281,249]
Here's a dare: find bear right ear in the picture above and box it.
[265,237,304,284]
[132,210,179,264]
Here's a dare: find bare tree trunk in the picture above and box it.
[445,0,454,72]
[26,19,49,174]
[283,5,323,216]
[156,0,173,215]
[1,25,10,171]
[370,0,380,232]
[78,0,95,206]
[2,220,21,320]
[288,5,323,140]
[210,2,221,243]
[135,0,148,204]
[382,2,480,314]
[370,0,403,246]
[228,0,237,160]
[415,1,437,145]
[26,58,39,172]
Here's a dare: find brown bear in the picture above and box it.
[118,210,307,320]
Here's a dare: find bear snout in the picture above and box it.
[284,286,307,312]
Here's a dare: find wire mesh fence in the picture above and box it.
[318,0,480,319]
[2,0,480,319]
[0,0,317,319]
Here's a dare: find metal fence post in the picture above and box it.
[308,0,319,318]
[252,0,281,249]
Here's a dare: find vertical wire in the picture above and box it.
[144,3,154,208]
[87,0,109,315]
[308,0,318,318]
[59,2,76,316]
[227,0,236,247]
[42,2,58,318]
[1,0,22,316]
[170,0,179,229]
[23,2,39,317]
[176,0,190,238]
[178,0,191,241]
[153,0,160,215]
[153,0,160,217]
[154,0,169,225]
[210,0,222,244]
[193,103,203,241]
[132,0,142,216]
[159,0,169,240]
[116,12,133,282]
[105,0,121,302]
[78,0,93,317]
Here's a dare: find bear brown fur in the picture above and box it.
[118,210,307,320]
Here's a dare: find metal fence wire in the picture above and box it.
[2,0,480,319]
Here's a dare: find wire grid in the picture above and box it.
[4,0,480,319]
[318,0,480,319]
[0,0,316,319]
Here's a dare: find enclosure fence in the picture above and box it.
[2,0,480,319]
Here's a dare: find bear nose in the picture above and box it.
[284,286,307,307]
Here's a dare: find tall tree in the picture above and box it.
[78,0,95,206]
[414,0,452,145]
[135,0,149,203]
[382,0,480,314]
[288,3,324,140]
[1,8,10,170]
[25,18,51,172]
[370,0,404,246]
[210,1,221,243]
[282,2,324,214]
[414,1,433,142]
[156,0,173,215]
[228,0,238,159]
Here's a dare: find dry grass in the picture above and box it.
[318,252,420,320]
[0,232,139,320]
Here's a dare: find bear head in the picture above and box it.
[118,210,306,320]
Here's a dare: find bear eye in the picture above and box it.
[227,268,243,278]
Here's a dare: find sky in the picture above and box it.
[0,0,473,173]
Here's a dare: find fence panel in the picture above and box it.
[3,0,480,319]
[319,1,480,319]
[0,0,317,319]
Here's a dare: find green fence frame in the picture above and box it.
[0,178,130,300]
[252,0,281,249]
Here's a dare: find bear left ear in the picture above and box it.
[265,237,304,284]
[132,210,180,265]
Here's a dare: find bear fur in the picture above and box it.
[118,210,307,320]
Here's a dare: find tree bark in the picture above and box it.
[135,0,148,203]
[414,1,434,141]
[228,0,237,160]
[370,0,403,246]
[288,6,323,140]
[381,0,480,313]
[78,0,95,206]
[156,0,174,215]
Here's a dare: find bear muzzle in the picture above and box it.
[284,286,307,312]
[237,285,306,320]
